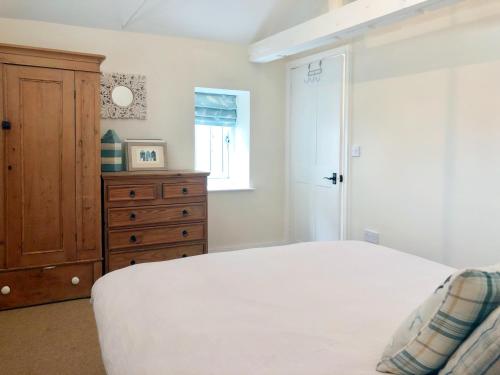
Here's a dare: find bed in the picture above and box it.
[91,241,455,375]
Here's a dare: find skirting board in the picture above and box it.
[208,240,290,253]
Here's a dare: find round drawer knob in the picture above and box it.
[1,286,11,295]
[130,260,136,265]
[182,230,189,237]
[130,235,137,243]
[182,187,188,194]
[71,277,80,286]
[182,209,189,217]
[130,212,137,220]
[129,190,136,198]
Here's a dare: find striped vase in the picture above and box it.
[101,130,123,172]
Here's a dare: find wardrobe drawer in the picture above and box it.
[108,223,205,250]
[162,183,206,199]
[108,244,204,272]
[108,203,206,228]
[0,263,95,310]
[107,184,157,202]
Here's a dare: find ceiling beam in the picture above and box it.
[121,0,148,29]
[329,0,346,10]
[249,0,464,63]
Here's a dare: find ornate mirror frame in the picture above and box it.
[101,72,147,119]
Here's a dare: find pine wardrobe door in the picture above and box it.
[75,71,101,261]
[4,65,77,268]
[0,63,5,270]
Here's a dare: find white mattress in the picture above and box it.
[92,241,455,375]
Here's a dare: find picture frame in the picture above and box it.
[125,141,167,171]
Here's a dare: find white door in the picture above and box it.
[289,53,346,242]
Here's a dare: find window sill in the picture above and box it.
[208,186,255,192]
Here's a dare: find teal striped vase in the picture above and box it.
[101,130,123,172]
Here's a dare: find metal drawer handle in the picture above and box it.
[182,187,188,194]
[1,286,11,295]
[129,190,136,198]
[182,230,189,237]
[182,209,189,217]
[130,235,137,243]
[130,212,137,220]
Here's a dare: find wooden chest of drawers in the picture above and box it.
[102,171,209,273]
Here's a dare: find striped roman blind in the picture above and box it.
[195,92,237,127]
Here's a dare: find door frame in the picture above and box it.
[285,46,351,242]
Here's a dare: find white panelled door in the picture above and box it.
[290,52,346,242]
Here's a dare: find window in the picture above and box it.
[195,88,251,191]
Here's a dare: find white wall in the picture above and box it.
[4,0,500,268]
[349,0,500,267]
[0,18,286,252]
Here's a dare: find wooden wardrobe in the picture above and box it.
[0,44,105,310]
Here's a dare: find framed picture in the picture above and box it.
[125,141,167,171]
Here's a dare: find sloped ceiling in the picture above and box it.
[0,0,330,43]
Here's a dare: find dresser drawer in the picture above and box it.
[108,223,205,250]
[108,203,206,228]
[107,184,157,202]
[163,183,206,199]
[0,263,95,310]
[108,244,204,272]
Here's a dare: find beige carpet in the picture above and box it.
[0,299,106,375]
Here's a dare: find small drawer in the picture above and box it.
[107,184,157,202]
[108,203,206,228]
[108,244,204,272]
[108,223,205,251]
[163,183,206,199]
[0,263,95,310]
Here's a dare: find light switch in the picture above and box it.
[352,145,361,157]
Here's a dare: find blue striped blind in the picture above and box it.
[195,92,237,127]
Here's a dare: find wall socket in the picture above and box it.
[364,229,380,245]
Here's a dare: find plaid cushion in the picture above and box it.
[379,277,453,360]
[439,307,499,375]
[377,266,500,375]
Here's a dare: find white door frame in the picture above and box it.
[284,46,351,242]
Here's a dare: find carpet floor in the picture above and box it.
[0,299,106,375]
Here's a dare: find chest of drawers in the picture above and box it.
[102,171,209,273]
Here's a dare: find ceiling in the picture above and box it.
[0,0,330,43]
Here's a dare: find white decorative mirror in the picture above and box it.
[111,86,134,108]
[101,73,147,119]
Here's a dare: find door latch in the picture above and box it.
[2,121,11,130]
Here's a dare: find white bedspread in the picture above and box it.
[92,241,454,375]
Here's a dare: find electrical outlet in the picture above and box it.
[364,229,379,245]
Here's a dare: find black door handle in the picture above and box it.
[2,121,11,130]
[323,173,337,185]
